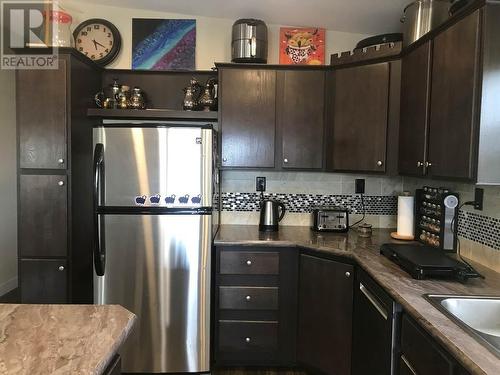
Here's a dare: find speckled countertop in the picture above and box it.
[0,304,136,375]
[215,225,500,375]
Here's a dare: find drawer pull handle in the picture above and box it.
[401,354,417,375]
[246,260,252,266]
[360,282,388,320]
[245,295,251,301]
[245,337,251,343]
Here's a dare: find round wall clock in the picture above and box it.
[73,18,121,66]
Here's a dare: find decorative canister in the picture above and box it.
[43,10,74,47]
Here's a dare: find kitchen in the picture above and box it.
[0,0,499,374]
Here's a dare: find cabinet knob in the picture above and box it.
[417,161,424,167]
[246,260,252,266]
[245,337,251,343]
[345,271,351,278]
[58,180,65,186]
[377,160,383,167]
[425,161,432,167]
[222,157,227,163]
[283,158,289,164]
[58,158,65,165]
[245,295,251,301]
[58,266,65,271]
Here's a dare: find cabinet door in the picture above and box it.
[220,68,276,168]
[278,70,325,169]
[297,254,354,375]
[329,63,390,172]
[428,11,481,180]
[17,60,67,169]
[19,175,67,257]
[20,259,68,303]
[399,41,432,176]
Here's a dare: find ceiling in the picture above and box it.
[81,0,410,35]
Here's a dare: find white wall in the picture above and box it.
[63,1,368,69]
[0,69,18,295]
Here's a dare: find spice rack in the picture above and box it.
[415,186,460,252]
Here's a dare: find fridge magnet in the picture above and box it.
[149,194,161,204]
[279,27,325,65]
[178,194,190,204]
[132,19,196,70]
[135,195,147,205]
[165,194,176,204]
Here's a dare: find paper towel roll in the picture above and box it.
[397,193,415,237]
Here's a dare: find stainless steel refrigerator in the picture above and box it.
[93,124,219,373]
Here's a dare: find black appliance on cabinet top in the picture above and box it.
[380,243,482,281]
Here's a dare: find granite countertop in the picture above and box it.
[0,304,136,375]
[215,225,500,375]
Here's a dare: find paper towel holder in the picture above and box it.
[391,191,415,241]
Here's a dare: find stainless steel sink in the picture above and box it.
[425,294,500,357]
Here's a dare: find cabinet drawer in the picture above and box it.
[219,286,279,310]
[219,320,278,352]
[220,251,279,275]
[401,314,454,375]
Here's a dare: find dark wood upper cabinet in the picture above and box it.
[399,41,432,176]
[428,10,481,180]
[19,175,68,257]
[17,60,67,170]
[277,70,325,169]
[297,254,354,375]
[328,62,391,173]
[220,68,276,168]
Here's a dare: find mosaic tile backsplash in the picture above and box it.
[221,192,397,215]
[458,211,500,251]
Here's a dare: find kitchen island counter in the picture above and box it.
[0,304,136,374]
[215,225,500,375]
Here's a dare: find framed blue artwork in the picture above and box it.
[132,19,196,70]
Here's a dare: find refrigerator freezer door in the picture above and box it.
[94,214,211,373]
[93,127,213,208]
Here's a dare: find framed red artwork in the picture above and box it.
[279,27,326,65]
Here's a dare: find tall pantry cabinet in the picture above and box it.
[17,50,101,303]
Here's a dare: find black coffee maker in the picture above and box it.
[259,198,286,232]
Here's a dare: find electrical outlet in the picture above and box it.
[355,179,365,194]
[256,177,266,192]
[474,187,484,211]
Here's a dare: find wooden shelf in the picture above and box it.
[87,108,218,121]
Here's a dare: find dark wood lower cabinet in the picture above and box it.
[20,259,67,303]
[297,254,354,375]
[400,313,471,375]
[215,246,298,367]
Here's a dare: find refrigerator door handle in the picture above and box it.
[93,143,106,276]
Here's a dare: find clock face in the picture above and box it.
[74,19,121,66]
